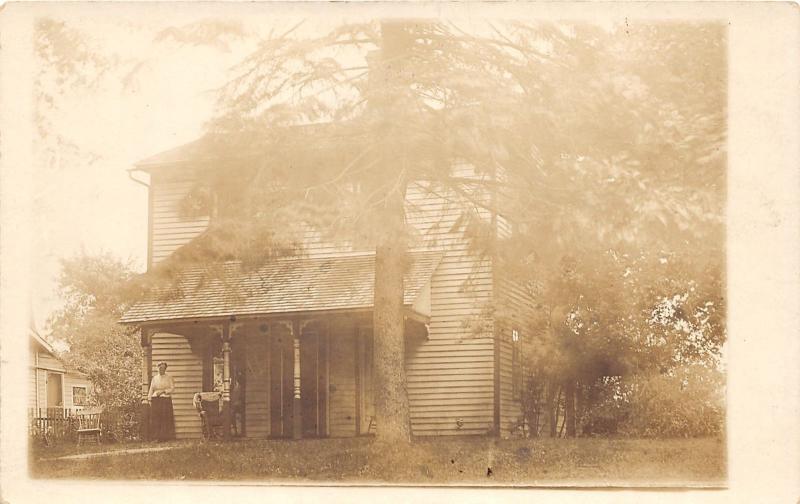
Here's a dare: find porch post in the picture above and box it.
[292,319,302,439]
[354,325,362,436]
[139,328,152,441]
[221,321,232,440]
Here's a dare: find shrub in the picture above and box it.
[580,377,631,436]
[582,366,724,438]
[100,406,140,443]
[622,365,724,437]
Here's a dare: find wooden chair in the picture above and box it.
[193,392,223,440]
[76,410,102,446]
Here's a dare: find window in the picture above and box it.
[213,357,225,391]
[72,386,87,407]
[511,329,522,400]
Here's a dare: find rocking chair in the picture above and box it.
[193,392,223,440]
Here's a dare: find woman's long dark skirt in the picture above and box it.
[150,396,175,442]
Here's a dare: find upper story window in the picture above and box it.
[178,182,213,220]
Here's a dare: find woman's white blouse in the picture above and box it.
[148,373,175,400]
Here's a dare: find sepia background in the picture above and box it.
[1,1,798,503]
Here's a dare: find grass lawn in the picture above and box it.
[30,436,725,486]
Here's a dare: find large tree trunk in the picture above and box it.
[372,196,411,443]
[369,20,414,445]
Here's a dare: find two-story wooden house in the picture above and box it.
[120,137,536,440]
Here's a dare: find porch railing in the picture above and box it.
[29,407,85,418]
[28,408,83,442]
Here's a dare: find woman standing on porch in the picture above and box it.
[148,361,175,442]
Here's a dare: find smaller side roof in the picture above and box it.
[29,326,90,377]
[29,326,56,356]
[121,250,443,325]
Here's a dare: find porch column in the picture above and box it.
[292,319,302,439]
[221,322,232,440]
[139,329,152,441]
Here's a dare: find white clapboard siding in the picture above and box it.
[149,176,210,266]
[243,332,270,438]
[64,374,91,409]
[143,162,529,438]
[37,352,65,373]
[63,376,76,408]
[404,179,496,437]
[151,332,204,439]
[495,270,538,437]
[328,318,356,437]
[36,369,48,409]
[28,368,37,409]
[35,351,67,409]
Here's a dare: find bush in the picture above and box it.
[47,252,144,443]
[580,377,631,436]
[100,406,140,443]
[582,366,724,438]
[623,365,724,437]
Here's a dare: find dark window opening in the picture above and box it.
[73,386,87,407]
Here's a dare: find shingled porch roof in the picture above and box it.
[120,250,442,325]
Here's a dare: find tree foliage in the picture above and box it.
[147,20,725,439]
[190,20,725,280]
[464,23,728,437]
[581,365,725,438]
[47,252,143,440]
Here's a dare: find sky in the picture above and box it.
[30,5,468,332]
[32,14,260,330]
[31,6,388,332]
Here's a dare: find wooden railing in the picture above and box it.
[28,408,83,442]
[29,407,85,419]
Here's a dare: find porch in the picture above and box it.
[123,251,442,440]
[138,313,423,440]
